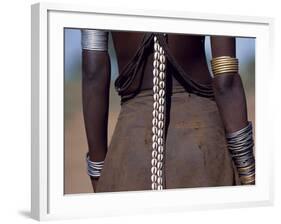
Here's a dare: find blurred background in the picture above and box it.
[64,28,255,194]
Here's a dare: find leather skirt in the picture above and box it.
[95,85,241,193]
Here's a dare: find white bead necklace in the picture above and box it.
[151,34,166,190]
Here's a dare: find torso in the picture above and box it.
[111,31,212,90]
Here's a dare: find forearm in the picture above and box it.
[82,50,111,191]
[82,50,111,162]
[80,29,111,191]
[212,74,248,133]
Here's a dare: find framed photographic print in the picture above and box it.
[31,2,274,221]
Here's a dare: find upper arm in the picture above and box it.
[81,29,111,85]
[210,36,237,93]
[210,36,236,58]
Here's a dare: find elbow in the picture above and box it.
[212,73,236,96]
[212,73,246,101]
[82,64,110,82]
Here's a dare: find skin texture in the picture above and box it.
[210,36,248,133]
[82,50,111,191]
[82,32,249,191]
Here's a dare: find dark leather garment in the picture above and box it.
[95,85,240,193]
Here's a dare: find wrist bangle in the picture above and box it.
[86,152,104,178]
[225,122,255,185]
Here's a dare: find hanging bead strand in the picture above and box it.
[151,34,166,190]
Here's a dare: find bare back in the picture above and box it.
[111,31,212,90]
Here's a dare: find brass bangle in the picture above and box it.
[212,58,238,62]
[212,64,238,68]
[213,69,238,73]
[240,173,255,182]
[211,61,238,66]
[241,179,255,185]
[211,60,238,66]
[241,176,255,182]
[210,56,239,76]
[212,58,238,63]
[242,177,255,185]
[212,66,238,70]
[212,65,238,71]
[211,64,238,69]
[240,172,255,178]
[212,69,238,75]
[211,56,238,61]
[238,163,255,172]
[243,180,255,185]
[212,65,238,69]
[212,56,235,60]
[212,67,238,72]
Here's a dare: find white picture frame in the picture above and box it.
[31,2,274,221]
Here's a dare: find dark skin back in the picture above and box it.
[82,31,248,191]
[111,32,212,88]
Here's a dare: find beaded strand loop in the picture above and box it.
[151,34,166,190]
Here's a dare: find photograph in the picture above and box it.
[64,29,256,194]
[1,0,279,223]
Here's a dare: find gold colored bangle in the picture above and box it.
[212,57,238,61]
[243,179,255,185]
[212,67,238,74]
[212,67,238,72]
[238,163,255,172]
[211,56,239,76]
[242,177,255,185]
[212,68,238,72]
[240,173,255,183]
[240,175,255,182]
[212,69,238,75]
[240,172,255,178]
[212,65,238,70]
[212,58,238,61]
[212,65,238,69]
[212,60,238,65]
[212,63,238,68]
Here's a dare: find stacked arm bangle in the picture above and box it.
[211,56,239,76]
[225,122,255,184]
[81,29,109,51]
[86,152,104,178]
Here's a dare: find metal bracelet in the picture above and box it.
[226,122,252,139]
[81,29,108,51]
[86,152,104,178]
[225,122,255,183]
